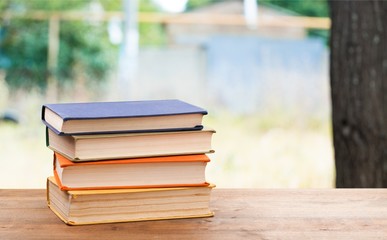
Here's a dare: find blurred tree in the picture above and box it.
[330,1,387,187]
[186,0,328,17]
[0,18,49,89]
[0,0,332,91]
[186,0,214,11]
[0,0,117,91]
[186,0,329,40]
[102,0,166,46]
[137,0,166,46]
[260,0,328,17]
[260,0,328,40]
[0,0,164,91]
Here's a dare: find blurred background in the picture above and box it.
[0,0,333,188]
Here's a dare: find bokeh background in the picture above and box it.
[0,0,333,188]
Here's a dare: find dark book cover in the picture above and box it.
[42,99,207,135]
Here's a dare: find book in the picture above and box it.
[46,177,214,225]
[53,152,210,191]
[46,127,215,162]
[42,99,207,135]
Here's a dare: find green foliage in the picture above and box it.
[57,21,116,84]
[259,0,329,42]
[138,0,167,46]
[186,0,329,41]
[0,0,118,90]
[186,0,328,17]
[0,0,330,90]
[186,0,214,11]
[139,22,166,46]
[0,0,170,90]
[259,0,329,17]
[1,19,49,89]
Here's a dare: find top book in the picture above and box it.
[42,99,208,135]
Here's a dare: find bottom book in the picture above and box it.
[46,176,214,225]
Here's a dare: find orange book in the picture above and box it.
[53,152,210,191]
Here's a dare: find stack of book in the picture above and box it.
[41,99,215,225]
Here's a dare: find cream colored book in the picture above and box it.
[46,127,215,162]
[46,177,215,225]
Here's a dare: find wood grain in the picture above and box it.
[1,189,387,239]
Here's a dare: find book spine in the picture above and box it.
[41,105,46,122]
[45,127,49,147]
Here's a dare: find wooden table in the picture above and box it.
[1,189,387,239]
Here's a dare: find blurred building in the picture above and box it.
[166,0,307,47]
[132,0,329,119]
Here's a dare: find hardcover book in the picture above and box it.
[46,177,214,225]
[42,99,207,135]
[53,152,210,191]
[46,127,215,162]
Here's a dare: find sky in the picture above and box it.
[152,0,188,13]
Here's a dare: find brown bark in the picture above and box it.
[330,1,387,187]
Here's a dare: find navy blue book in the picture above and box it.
[42,99,207,135]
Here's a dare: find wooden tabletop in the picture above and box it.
[1,188,387,239]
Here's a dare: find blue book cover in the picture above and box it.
[42,99,207,135]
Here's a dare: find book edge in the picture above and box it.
[52,168,211,191]
[44,124,204,136]
[48,176,215,194]
[43,100,208,121]
[56,152,211,167]
[51,149,214,162]
[54,209,214,226]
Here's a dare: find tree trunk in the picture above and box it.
[330,1,387,187]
